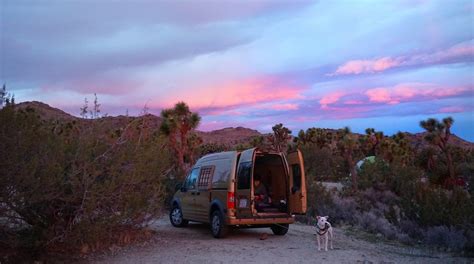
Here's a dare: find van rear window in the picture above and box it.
[237,161,252,189]
[211,159,231,188]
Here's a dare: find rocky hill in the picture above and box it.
[14,101,473,149]
[15,101,262,146]
[197,127,261,146]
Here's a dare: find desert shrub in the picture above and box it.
[0,106,173,260]
[354,211,398,240]
[306,181,335,222]
[403,186,474,227]
[424,226,467,251]
[399,220,424,241]
[465,229,474,255]
[357,158,391,190]
[328,194,358,224]
[387,165,422,196]
[300,146,346,182]
[196,143,229,157]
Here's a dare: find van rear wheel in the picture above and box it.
[211,210,228,238]
[170,205,188,227]
[271,224,289,236]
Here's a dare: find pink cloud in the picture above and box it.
[333,57,401,75]
[365,83,471,105]
[332,41,474,75]
[146,76,305,113]
[344,100,364,105]
[319,91,346,109]
[365,88,393,103]
[269,103,299,110]
[438,106,466,113]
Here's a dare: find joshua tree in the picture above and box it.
[294,128,333,149]
[420,117,455,179]
[361,128,384,157]
[268,123,292,152]
[0,84,6,108]
[92,93,101,119]
[160,102,201,176]
[0,84,14,108]
[336,127,360,191]
[391,132,413,166]
[80,98,88,119]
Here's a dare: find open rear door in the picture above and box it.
[288,149,307,214]
[235,148,256,218]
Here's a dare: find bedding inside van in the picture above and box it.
[253,153,288,215]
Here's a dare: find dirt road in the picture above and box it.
[91,217,470,264]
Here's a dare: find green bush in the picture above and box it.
[0,105,173,260]
[300,146,346,182]
[357,158,391,190]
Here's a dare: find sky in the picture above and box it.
[1,0,473,141]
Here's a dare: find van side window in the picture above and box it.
[211,159,231,188]
[237,161,252,189]
[185,168,200,190]
[292,164,301,191]
[198,166,214,190]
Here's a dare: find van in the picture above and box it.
[169,148,306,238]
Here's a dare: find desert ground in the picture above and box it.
[88,217,470,264]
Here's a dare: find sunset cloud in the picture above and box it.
[269,103,299,111]
[332,41,474,76]
[365,83,472,105]
[319,91,346,109]
[333,57,401,75]
[145,76,305,113]
[438,106,468,113]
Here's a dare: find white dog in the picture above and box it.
[315,216,333,251]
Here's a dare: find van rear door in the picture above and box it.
[287,149,307,214]
[235,148,255,218]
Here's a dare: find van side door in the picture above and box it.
[181,167,200,220]
[193,165,215,223]
[236,148,256,218]
[287,149,307,214]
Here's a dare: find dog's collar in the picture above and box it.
[316,223,330,236]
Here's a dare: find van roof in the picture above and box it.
[196,150,238,164]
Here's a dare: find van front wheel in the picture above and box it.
[271,224,289,236]
[170,205,188,227]
[211,210,228,238]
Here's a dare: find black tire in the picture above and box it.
[170,204,188,227]
[271,224,289,236]
[210,210,228,238]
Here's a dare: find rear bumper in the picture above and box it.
[227,216,295,225]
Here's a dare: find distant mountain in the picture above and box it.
[403,131,473,150]
[15,101,261,146]
[16,101,77,121]
[13,101,473,150]
[197,127,261,146]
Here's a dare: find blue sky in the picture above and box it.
[1,0,473,140]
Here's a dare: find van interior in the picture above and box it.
[253,153,289,216]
